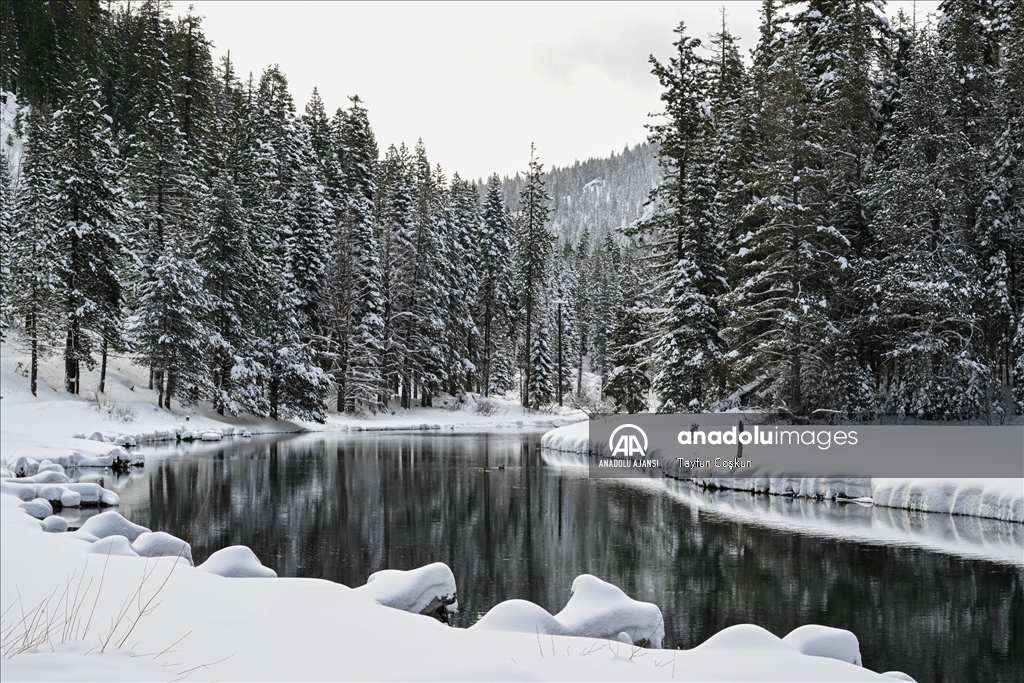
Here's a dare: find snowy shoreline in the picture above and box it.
[0,347,921,681]
[540,422,1024,525]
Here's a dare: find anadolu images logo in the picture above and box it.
[609,424,648,458]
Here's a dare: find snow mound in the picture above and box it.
[2,480,36,501]
[131,531,193,565]
[76,511,150,543]
[783,624,862,666]
[196,546,277,578]
[16,469,71,485]
[40,515,69,533]
[471,599,568,636]
[19,498,53,519]
[882,671,918,681]
[694,624,797,653]
[88,535,139,557]
[540,421,589,454]
[470,575,665,647]
[554,574,665,648]
[200,431,222,441]
[354,562,458,621]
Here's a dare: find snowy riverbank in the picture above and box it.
[1,491,918,682]
[1,343,922,681]
[540,422,1024,525]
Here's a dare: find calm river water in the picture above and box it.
[88,431,1022,683]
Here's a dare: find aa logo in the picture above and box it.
[609,424,648,458]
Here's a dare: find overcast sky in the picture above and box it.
[170,1,942,181]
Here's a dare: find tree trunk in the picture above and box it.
[29,310,38,397]
[99,340,108,394]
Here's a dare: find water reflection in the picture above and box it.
[107,432,1022,683]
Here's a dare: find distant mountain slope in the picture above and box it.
[485,141,660,246]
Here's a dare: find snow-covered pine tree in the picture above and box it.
[587,232,621,389]
[124,0,202,399]
[8,106,62,396]
[516,144,553,409]
[971,0,1022,413]
[722,21,848,415]
[476,173,514,396]
[781,0,887,413]
[604,264,651,414]
[133,243,210,409]
[528,304,554,407]
[447,174,480,394]
[572,229,593,397]
[869,29,987,418]
[376,143,416,404]
[990,0,1024,410]
[644,22,725,412]
[548,241,578,403]
[251,65,329,422]
[50,72,127,396]
[0,148,12,343]
[196,173,267,416]
[335,96,384,414]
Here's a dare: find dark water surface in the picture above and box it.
[101,431,1021,683]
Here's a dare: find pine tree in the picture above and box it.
[869,30,988,418]
[196,174,267,416]
[528,307,554,407]
[335,96,384,414]
[722,23,849,414]
[0,149,13,343]
[517,144,553,408]
[476,173,513,396]
[8,106,62,396]
[376,143,416,404]
[133,246,209,409]
[446,174,480,394]
[50,72,127,396]
[645,22,726,412]
[605,267,651,414]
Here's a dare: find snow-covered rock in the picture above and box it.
[88,431,105,442]
[200,431,223,441]
[19,498,53,519]
[196,546,277,578]
[472,575,665,648]
[554,574,665,648]
[131,531,193,565]
[88,535,139,557]
[40,515,69,533]
[37,461,65,475]
[11,455,39,477]
[354,562,458,622]
[76,511,150,543]
[180,429,198,442]
[783,624,862,666]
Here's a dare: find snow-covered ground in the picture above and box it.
[541,423,1024,526]
[1,341,925,680]
[1,494,917,682]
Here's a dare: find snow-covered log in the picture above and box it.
[353,562,458,624]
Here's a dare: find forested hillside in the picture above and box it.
[1,0,1021,420]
